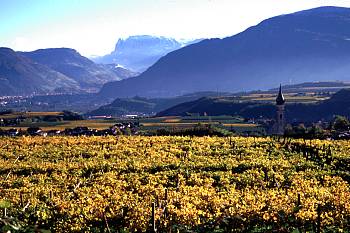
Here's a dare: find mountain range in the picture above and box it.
[2,6,350,99]
[99,6,350,99]
[93,35,202,72]
[0,47,136,96]
[0,47,80,96]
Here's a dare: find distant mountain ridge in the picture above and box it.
[0,47,80,95]
[21,48,129,92]
[102,64,140,80]
[93,35,202,72]
[0,47,137,96]
[99,6,350,98]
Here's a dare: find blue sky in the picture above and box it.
[1,0,350,56]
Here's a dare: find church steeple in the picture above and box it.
[274,84,285,135]
[276,84,285,105]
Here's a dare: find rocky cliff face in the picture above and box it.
[94,35,202,72]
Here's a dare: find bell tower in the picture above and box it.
[275,84,285,135]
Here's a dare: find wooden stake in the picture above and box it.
[264,169,268,182]
[156,196,160,208]
[151,202,156,232]
[165,189,168,202]
[104,212,112,233]
[20,192,24,207]
[317,204,321,233]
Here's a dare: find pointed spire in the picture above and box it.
[276,84,285,105]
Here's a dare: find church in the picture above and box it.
[273,85,286,135]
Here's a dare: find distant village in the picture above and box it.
[0,122,139,137]
[1,87,350,139]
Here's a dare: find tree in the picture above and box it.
[62,110,83,121]
[294,124,307,136]
[284,124,294,136]
[124,127,132,136]
[27,127,42,136]
[332,115,350,131]
[307,124,324,138]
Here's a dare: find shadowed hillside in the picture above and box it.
[100,6,350,98]
[158,89,350,123]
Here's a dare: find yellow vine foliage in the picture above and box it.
[0,136,350,232]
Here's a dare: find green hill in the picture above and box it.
[158,89,350,123]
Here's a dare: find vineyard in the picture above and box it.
[1,136,350,232]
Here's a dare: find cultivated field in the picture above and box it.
[139,116,263,134]
[1,114,263,135]
[0,111,62,119]
[240,93,329,103]
[1,136,350,232]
